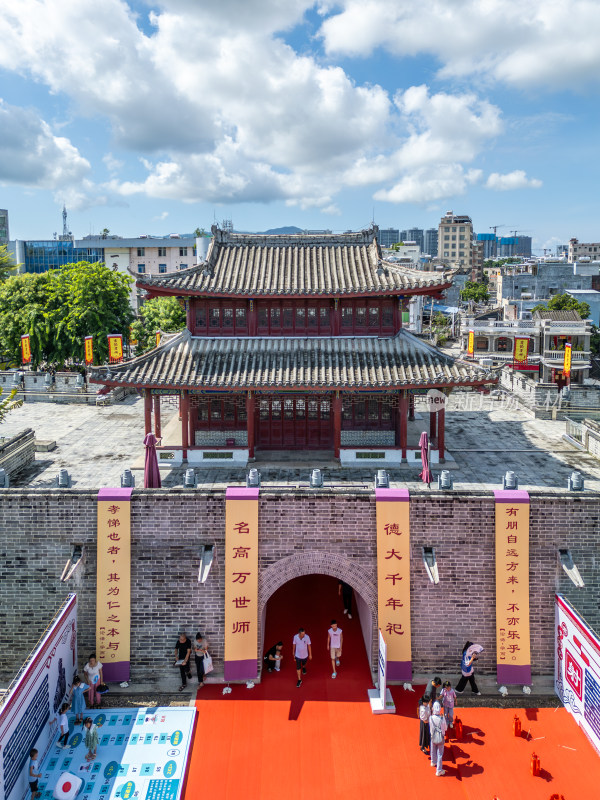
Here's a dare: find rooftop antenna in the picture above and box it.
[59,204,73,241]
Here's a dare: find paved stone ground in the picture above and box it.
[1,392,599,492]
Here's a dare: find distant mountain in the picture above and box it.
[260,226,304,235]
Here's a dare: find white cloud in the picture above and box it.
[0,1,528,210]
[375,165,482,205]
[318,1,600,89]
[0,99,90,188]
[485,170,542,191]
[103,153,124,174]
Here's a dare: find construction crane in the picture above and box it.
[489,225,508,235]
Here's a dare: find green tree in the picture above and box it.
[591,325,600,355]
[0,262,133,368]
[0,273,50,368]
[130,296,186,354]
[532,293,590,319]
[0,244,19,281]
[460,281,490,304]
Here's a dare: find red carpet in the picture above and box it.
[185,575,600,799]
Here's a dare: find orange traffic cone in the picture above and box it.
[513,715,522,737]
[531,752,540,777]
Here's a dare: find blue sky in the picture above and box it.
[0,0,599,252]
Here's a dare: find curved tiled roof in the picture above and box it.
[90,330,494,391]
[136,227,452,297]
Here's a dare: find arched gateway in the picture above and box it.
[258,552,378,670]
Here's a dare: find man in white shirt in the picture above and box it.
[327,620,343,678]
[292,628,312,688]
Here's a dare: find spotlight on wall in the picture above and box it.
[0,468,9,488]
[183,468,197,488]
[567,471,585,491]
[558,548,585,588]
[437,470,453,490]
[120,468,135,488]
[57,468,72,488]
[422,547,439,585]
[309,468,323,488]
[246,468,261,488]
[198,544,215,583]
[374,469,390,489]
[502,471,518,490]
[60,544,83,582]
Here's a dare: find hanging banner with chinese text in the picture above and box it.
[494,490,531,685]
[108,334,123,362]
[563,342,572,377]
[84,336,94,365]
[21,334,31,364]
[513,337,529,364]
[97,488,132,682]
[467,329,474,356]
[224,486,259,680]
[376,488,411,681]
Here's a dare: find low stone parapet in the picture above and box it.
[0,428,35,479]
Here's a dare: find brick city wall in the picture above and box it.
[0,489,598,686]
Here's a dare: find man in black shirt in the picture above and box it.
[174,632,192,691]
[264,641,283,673]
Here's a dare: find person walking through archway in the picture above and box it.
[292,628,312,688]
[338,581,353,619]
[327,620,343,679]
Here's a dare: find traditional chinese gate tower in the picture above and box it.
[91,226,491,464]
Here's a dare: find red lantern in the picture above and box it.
[513,715,522,737]
[531,752,540,777]
[454,717,463,739]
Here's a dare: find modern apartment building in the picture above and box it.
[424,228,438,257]
[568,238,600,262]
[9,234,199,310]
[378,228,400,248]
[400,227,424,251]
[0,209,8,245]
[437,211,473,271]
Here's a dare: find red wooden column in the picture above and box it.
[429,408,437,441]
[188,395,195,451]
[333,392,342,458]
[438,406,445,462]
[181,389,189,459]
[393,297,401,332]
[333,299,341,336]
[408,392,415,421]
[153,394,161,439]
[399,392,408,459]
[144,389,152,435]
[246,392,255,459]
[248,299,258,336]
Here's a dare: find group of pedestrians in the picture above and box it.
[264,581,353,687]
[173,631,210,691]
[417,641,482,778]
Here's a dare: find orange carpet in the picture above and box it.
[185,576,600,799]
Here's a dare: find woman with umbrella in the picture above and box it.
[455,641,483,695]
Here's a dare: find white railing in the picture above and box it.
[547,321,588,330]
[543,350,590,361]
[463,320,538,330]
[565,417,583,442]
